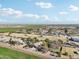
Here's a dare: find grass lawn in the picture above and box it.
[0,28,18,32]
[0,47,41,59]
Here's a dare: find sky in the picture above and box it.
[0,0,79,24]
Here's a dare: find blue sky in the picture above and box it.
[0,0,79,24]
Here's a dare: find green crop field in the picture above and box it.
[0,47,41,59]
[0,28,17,32]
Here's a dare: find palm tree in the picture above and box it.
[58,46,62,57]
[56,40,63,57]
[43,38,50,48]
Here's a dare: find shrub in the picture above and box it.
[63,52,68,56]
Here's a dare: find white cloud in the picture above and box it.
[0,8,49,20]
[0,8,23,16]
[24,14,49,20]
[69,5,79,11]
[59,5,79,16]
[41,15,49,20]
[35,2,54,9]
[24,14,40,19]
[59,11,68,15]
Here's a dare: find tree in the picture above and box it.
[43,38,50,48]
[64,28,68,34]
[44,38,49,42]
[48,28,52,34]
[63,51,68,56]
[58,47,62,57]
[9,38,16,46]
[37,28,41,34]
[33,37,39,43]
[25,37,34,48]
[27,37,32,42]
[58,39,63,45]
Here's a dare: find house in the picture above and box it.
[38,27,48,35]
[34,42,43,47]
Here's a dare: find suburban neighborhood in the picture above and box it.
[0,25,79,59]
